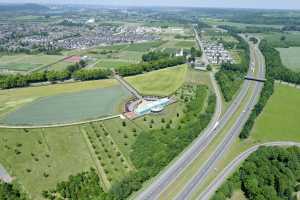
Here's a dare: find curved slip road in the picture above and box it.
[174,38,266,200]
[198,142,300,200]
[135,34,256,200]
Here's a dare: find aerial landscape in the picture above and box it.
[0,0,300,200]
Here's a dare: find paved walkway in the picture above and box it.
[114,74,143,99]
[0,164,12,183]
[0,115,121,129]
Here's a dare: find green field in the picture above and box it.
[0,79,118,118]
[94,59,132,69]
[277,47,300,72]
[125,64,188,96]
[251,83,300,142]
[259,32,300,47]
[174,40,196,48]
[1,85,131,125]
[124,40,164,52]
[0,54,64,71]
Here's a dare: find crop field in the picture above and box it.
[0,79,118,118]
[204,18,283,29]
[125,64,188,96]
[94,59,133,69]
[260,32,300,47]
[251,84,300,142]
[277,47,300,72]
[202,29,238,43]
[124,40,164,52]
[0,127,95,200]
[1,85,131,125]
[0,54,64,71]
[174,40,196,48]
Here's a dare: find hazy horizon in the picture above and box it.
[0,0,299,10]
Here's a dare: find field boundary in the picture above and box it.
[0,115,122,129]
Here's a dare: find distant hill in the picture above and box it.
[0,3,49,12]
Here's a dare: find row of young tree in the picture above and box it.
[212,146,300,200]
[0,60,112,89]
[239,39,300,139]
[215,32,250,102]
[116,56,186,77]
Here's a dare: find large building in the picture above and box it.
[134,98,170,116]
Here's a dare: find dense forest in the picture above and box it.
[43,168,108,200]
[0,181,28,200]
[212,146,300,200]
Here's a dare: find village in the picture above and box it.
[202,40,234,65]
[0,19,160,53]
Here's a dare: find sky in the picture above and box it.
[0,0,299,10]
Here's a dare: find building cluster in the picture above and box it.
[203,41,234,65]
[0,22,160,51]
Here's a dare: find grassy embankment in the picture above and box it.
[125,64,188,96]
[0,79,118,118]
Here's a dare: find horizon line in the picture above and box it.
[0,2,299,11]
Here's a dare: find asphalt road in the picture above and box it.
[135,33,258,200]
[198,142,300,200]
[173,38,266,200]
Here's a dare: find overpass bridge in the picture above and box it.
[245,76,266,82]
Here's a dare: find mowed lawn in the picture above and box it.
[0,79,118,118]
[277,47,300,72]
[251,83,300,142]
[125,64,188,96]
[0,54,64,71]
[1,85,130,125]
[0,127,95,200]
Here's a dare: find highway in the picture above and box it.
[135,65,223,200]
[135,31,260,200]
[173,38,265,200]
[198,142,300,200]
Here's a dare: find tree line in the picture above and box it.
[240,39,300,139]
[116,56,186,77]
[212,146,300,200]
[142,51,170,62]
[0,60,108,89]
